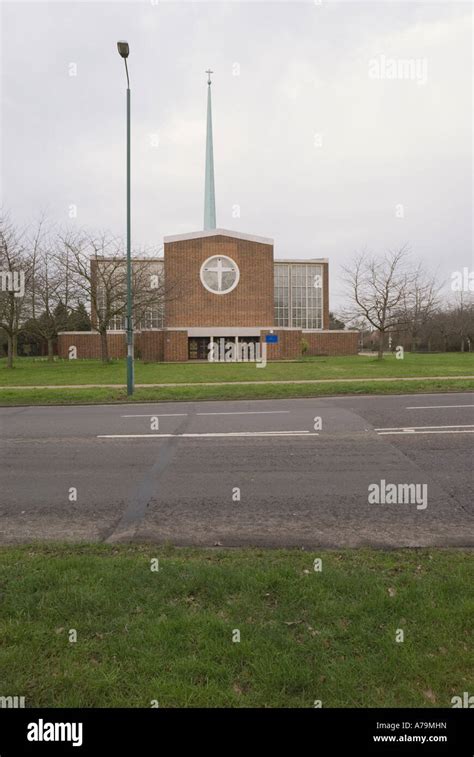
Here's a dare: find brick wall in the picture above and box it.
[165,235,274,328]
[57,328,359,361]
[58,330,187,362]
[57,332,127,359]
[139,331,164,362]
[304,330,359,356]
[163,331,188,362]
[260,329,303,359]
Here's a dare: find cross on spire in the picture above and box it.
[206,69,213,85]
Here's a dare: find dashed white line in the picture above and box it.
[378,430,474,436]
[375,424,474,431]
[98,431,313,439]
[406,405,474,410]
[121,413,188,418]
[196,411,290,416]
[121,411,291,418]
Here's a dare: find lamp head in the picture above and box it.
[117,41,129,59]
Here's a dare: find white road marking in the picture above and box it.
[378,430,474,435]
[98,431,314,439]
[196,410,290,416]
[121,413,188,418]
[121,411,290,418]
[375,424,474,431]
[406,405,474,410]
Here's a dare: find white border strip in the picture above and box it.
[98,431,314,439]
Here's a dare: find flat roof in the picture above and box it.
[89,257,163,262]
[275,258,328,263]
[91,255,327,264]
[164,228,274,245]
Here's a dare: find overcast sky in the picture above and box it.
[1,0,472,308]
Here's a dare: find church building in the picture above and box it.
[58,73,357,362]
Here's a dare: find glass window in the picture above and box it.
[274,263,323,329]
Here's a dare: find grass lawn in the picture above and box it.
[0,354,473,405]
[0,544,472,708]
[1,378,474,405]
[1,353,473,386]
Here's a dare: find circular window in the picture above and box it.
[200,255,240,295]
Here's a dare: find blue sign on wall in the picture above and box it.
[265,334,278,343]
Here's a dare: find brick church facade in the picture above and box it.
[57,74,357,362]
[57,228,357,361]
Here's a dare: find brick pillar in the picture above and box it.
[163,331,188,361]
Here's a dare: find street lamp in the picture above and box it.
[117,40,134,395]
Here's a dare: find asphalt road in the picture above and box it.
[1,393,473,547]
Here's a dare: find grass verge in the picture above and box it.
[0,544,472,707]
[1,353,473,386]
[0,378,473,405]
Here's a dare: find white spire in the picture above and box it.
[204,69,216,230]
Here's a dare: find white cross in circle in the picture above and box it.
[204,257,236,291]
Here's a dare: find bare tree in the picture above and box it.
[397,263,441,352]
[450,291,474,352]
[341,247,413,359]
[25,238,64,360]
[0,214,33,368]
[58,231,124,362]
[130,248,180,331]
[59,230,180,362]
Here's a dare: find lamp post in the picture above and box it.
[117,40,134,395]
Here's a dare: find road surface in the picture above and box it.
[0,393,473,547]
